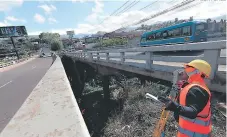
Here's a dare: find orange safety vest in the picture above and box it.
[177,82,212,137]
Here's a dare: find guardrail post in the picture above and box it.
[203,49,221,80]
[97,53,100,60]
[120,52,125,64]
[88,53,93,60]
[106,52,109,62]
[145,51,153,69]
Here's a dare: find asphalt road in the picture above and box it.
[0,57,52,133]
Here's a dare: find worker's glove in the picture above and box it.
[164,98,180,112]
[174,111,179,122]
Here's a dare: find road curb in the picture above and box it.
[0,55,38,72]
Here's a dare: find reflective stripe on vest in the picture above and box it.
[178,126,211,137]
[180,116,211,126]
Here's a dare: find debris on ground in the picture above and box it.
[78,76,226,137]
[216,102,227,117]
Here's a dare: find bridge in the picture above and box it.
[66,40,226,93]
[0,40,226,137]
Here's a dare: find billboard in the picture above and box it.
[66,30,75,36]
[0,26,28,38]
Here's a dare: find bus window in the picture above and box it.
[141,37,146,42]
[155,32,162,40]
[168,30,174,38]
[162,31,168,39]
[196,23,207,32]
[182,26,191,36]
[147,34,155,41]
[173,28,181,37]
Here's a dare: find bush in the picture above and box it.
[103,82,171,137]
[51,40,63,51]
[96,38,127,48]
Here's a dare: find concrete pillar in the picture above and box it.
[102,75,110,101]
[120,52,125,64]
[140,78,146,86]
[203,49,221,80]
[145,51,153,69]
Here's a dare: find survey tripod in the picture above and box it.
[146,69,184,137]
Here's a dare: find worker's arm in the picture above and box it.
[165,86,209,119]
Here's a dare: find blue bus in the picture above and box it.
[140,21,208,47]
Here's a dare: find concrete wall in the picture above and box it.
[0,56,90,137]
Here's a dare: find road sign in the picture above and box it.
[0,26,28,38]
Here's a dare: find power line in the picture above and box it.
[167,0,176,4]
[90,0,140,33]
[115,0,139,16]
[112,0,196,32]
[122,0,140,13]
[171,1,203,13]
[139,1,158,11]
[133,0,196,26]
[109,0,130,17]
[99,0,130,24]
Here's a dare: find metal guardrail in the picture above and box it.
[207,32,226,38]
[68,40,226,80]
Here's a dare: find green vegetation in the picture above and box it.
[39,32,60,44]
[94,38,128,48]
[39,32,63,51]
[85,37,100,44]
[51,39,63,51]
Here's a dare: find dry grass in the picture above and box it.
[102,79,226,137]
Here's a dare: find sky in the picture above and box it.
[0,0,226,36]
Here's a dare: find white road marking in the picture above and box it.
[32,66,36,69]
[0,81,12,89]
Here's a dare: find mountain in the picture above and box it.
[211,14,226,21]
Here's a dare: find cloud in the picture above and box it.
[0,20,11,26]
[38,4,57,15]
[137,1,227,25]
[34,13,45,24]
[28,31,43,36]
[48,17,58,24]
[6,16,26,23]
[0,0,23,11]
[86,0,104,23]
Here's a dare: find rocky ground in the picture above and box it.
[77,77,226,137]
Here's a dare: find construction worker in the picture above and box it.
[161,59,212,137]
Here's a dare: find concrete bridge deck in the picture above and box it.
[67,40,226,93]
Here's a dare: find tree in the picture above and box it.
[38,32,61,44]
[51,39,63,51]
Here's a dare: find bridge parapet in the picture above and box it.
[0,56,90,137]
[67,40,226,93]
